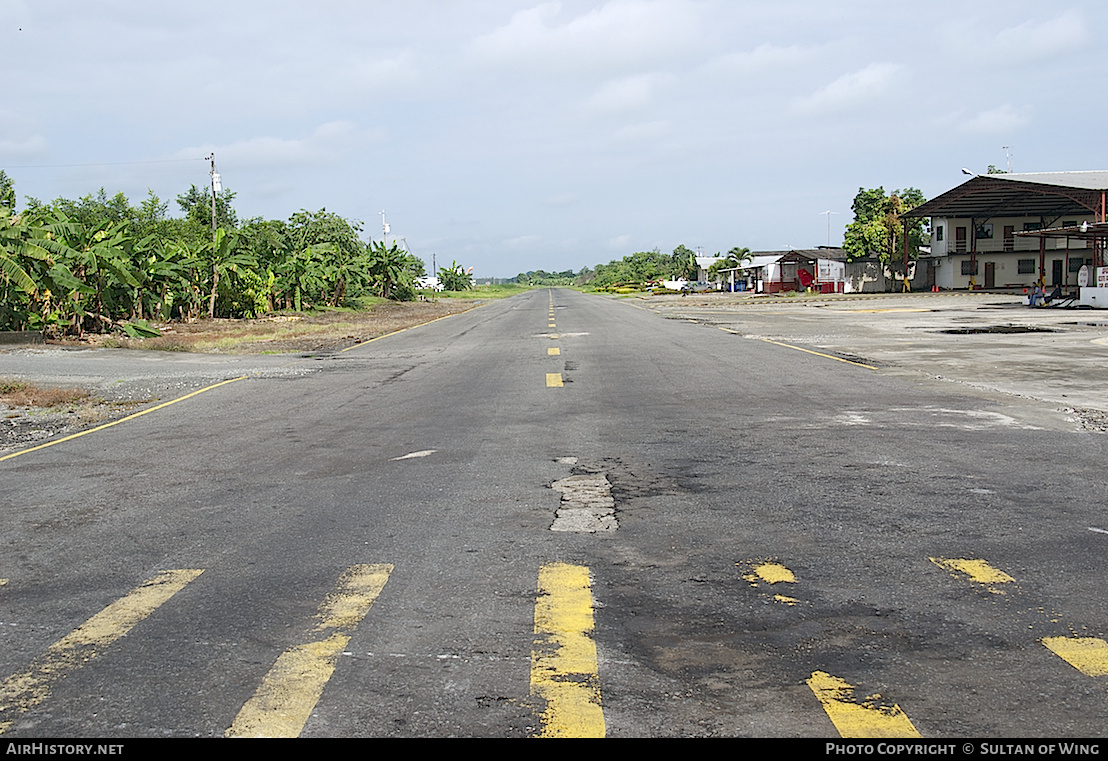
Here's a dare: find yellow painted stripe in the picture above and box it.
[929,557,1015,587]
[752,562,795,584]
[759,338,878,370]
[548,348,560,356]
[0,569,203,728]
[338,302,488,353]
[226,563,392,738]
[0,378,247,463]
[531,563,605,738]
[807,671,921,738]
[1042,636,1108,677]
[546,373,564,388]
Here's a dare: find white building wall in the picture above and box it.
[930,214,1095,289]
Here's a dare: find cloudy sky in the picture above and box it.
[2,1,1103,277]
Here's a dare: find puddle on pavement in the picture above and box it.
[939,325,1056,334]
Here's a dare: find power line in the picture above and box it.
[1,157,207,169]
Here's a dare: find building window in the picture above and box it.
[1018,259,1035,274]
[1023,222,1043,231]
[961,260,978,275]
[1069,257,1090,273]
[935,225,944,241]
[976,223,993,239]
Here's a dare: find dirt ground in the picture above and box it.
[50,298,484,354]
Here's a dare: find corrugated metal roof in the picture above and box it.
[907,173,1108,220]
[990,171,1108,190]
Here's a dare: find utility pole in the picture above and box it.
[206,153,224,318]
[208,153,220,243]
[380,210,389,249]
[820,210,839,246]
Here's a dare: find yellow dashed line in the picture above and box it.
[740,560,799,605]
[807,671,921,738]
[546,373,564,388]
[747,562,795,584]
[226,564,393,738]
[0,569,203,732]
[531,563,605,738]
[548,348,561,356]
[1042,636,1108,677]
[929,557,1014,593]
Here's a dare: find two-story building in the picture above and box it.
[906,171,1108,290]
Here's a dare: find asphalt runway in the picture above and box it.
[0,289,1105,738]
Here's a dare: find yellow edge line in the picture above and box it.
[226,564,393,738]
[531,563,605,738]
[338,302,489,353]
[758,337,878,370]
[0,377,249,463]
[0,569,203,727]
[2,303,489,461]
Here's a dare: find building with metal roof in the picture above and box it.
[905,172,1108,291]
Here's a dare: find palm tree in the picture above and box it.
[708,246,753,290]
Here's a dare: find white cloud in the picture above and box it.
[0,110,47,159]
[952,9,1090,62]
[792,62,902,114]
[704,43,814,76]
[0,135,47,159]
[469,0,701,74]
[960,104,1029,134]
[585,73,673,112]
[545,193,578,207]
[346,51,420,91]
[612,120,671,141]
[173,121,381,170]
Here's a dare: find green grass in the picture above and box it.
[422,283,536,299]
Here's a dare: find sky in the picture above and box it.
[2,1,1105,277]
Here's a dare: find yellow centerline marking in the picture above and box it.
[0,569,203,732]
[226,564,393,738]
[531,563,605,738]
[0,377,248,463]
[546,373,564,388]
[929,557,1014,593]
[748,562,795,584]
[807,671,921,738]
[1042,636,1108,677]
[548,348,560,356]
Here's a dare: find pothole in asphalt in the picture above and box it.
[939,325,1056,334]
[550,473,617,533]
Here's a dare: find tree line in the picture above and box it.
[0,172,472,335]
